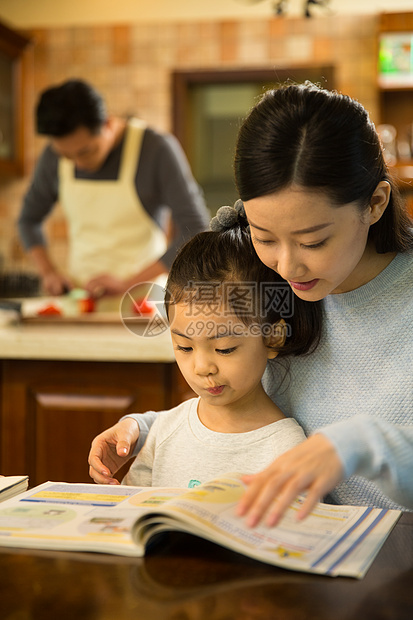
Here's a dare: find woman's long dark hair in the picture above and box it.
[165,222,322,357]
[234,82,413,253]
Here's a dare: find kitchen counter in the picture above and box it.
[0,318,188,487]
[0,320,175,362]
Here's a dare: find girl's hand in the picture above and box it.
[88,418,140,484]
[237,434,344,527]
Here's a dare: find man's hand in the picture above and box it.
[42,270,71,296]
[84,259,169,298]
[85,274,126,298]
[88,418,140,484]
[29,245,71,296]
[237,434,344,527]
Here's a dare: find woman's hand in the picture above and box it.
[237,434,344,527]
[88,418,140,484]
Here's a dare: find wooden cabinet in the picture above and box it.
[0,20,32,176]
[378,12,413,215]
[0,359,189,486]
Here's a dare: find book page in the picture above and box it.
[0,476,400,577]
[132,473,400,578]
[0,481,182,556]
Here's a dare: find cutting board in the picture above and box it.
[19,298,152,324]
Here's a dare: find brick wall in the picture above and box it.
[0,13,378,271]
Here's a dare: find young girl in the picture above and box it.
[121,203,312,487]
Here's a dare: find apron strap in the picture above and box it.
[118,118,147,183]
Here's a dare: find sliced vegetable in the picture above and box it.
[37,304,62,316]
[132,298,156,315]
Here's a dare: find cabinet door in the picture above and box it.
[0,21,32,175]
[0,359,187,486]
[0,50,14,162]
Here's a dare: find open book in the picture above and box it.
[0,473,400,579]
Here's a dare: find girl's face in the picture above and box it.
[244,185,382,302]
[169,302,275,410]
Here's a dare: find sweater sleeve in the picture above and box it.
[318,415,413,508]
[120,411,159,456]
[17,146,59,250]
[121,415,162,486]
[143,132,210,268]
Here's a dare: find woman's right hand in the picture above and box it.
[237,434,344,527]
[88,418,140,484]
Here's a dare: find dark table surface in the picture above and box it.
[1,512,412,620]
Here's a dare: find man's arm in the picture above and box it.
[140,130,210,270]
[17,146,70,294]
[18,145,59,249]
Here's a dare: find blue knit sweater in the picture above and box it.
[262,252,413,510]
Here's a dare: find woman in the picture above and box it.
[89,83,413,527]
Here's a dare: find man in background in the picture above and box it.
[18,79,209,298]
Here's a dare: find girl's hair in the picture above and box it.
[164,206,322,357]
[234,82,413,253]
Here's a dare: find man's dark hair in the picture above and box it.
[36,79,107,137]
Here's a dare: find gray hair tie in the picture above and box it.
[210,199,247,232]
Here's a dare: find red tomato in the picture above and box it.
[79,297,95,313]
[132,298,155,315]
[37,304,62,316]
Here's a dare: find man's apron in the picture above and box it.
[59,118,167,287]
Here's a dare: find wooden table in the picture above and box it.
[1,512,412,620]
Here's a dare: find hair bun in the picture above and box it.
[210,200,247,232]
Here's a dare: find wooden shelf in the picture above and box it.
[378,12,413,199]
[379,11,413,32]
[378,81,413,91]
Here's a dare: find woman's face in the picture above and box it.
[243,185,376,301]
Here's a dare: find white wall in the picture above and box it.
[0,0,412,28]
